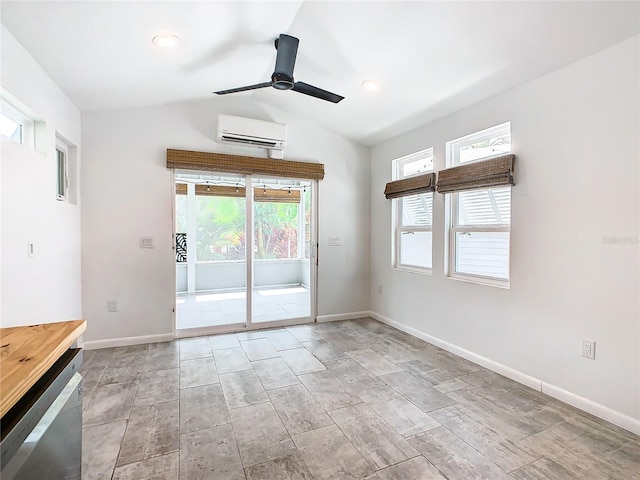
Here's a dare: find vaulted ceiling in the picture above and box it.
[2,1,638,146]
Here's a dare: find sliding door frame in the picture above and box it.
[173,171,318,339]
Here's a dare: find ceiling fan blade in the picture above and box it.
[274,34,299,79]
[293,81,344,103]
[214,82,273,95]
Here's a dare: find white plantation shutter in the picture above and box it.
[457,187,511,226]
[401,193,433,226]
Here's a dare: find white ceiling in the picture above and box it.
[1,1,638,147]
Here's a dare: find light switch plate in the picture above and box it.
[140,237,154,248]
[328,236,341,246]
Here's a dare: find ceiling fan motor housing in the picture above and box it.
[271,72,294,90]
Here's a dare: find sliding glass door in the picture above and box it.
[174,173,316,335]
[175,175,248,331]
[250,178,313,325]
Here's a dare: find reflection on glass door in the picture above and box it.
[175,174,247,331]
[251,179,312,324]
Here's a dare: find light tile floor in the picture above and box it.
[176,287,310,330]
[81,318,640,480]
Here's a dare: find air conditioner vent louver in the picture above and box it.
[220,135,278,149]
[216,114,287,153]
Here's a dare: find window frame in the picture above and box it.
[55,140,69,201]
[392,148,434,274]
[445,122,511,287]
[1,98,35,148]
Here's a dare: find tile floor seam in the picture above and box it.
[373,453,429,474]
[418,454,450,480]
[381,375,450,416]
[113,450,178,471]
[267,388,318,442]
[441,422,518,475]
[323,411,379,470]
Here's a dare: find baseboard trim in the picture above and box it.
[368,311,540,390]
[316,311,371,323]
[542,382,640,435]
[83,333,174,350]
[368,311,640,435]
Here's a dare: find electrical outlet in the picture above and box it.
[107,300,118,313]
[581,339,596,359]
[378,284,383,295]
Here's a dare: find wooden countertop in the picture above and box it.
[0,320,86,418]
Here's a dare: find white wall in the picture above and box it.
[370,36,640,429]
[1,26,82,327]
[81,97,370,343]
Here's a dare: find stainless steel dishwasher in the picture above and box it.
[0,348,83,480]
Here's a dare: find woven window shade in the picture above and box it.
[436,154,515,194]
[254,189,301,203]
[166,149,324,180]
[176,183,301,202]
[384,173,436,199]
[196,185,245,197]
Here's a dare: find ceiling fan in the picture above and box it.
[214,34,344,104]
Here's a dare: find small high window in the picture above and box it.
[1,99,34,148]
[56,141,69,201]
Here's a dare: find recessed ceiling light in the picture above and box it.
[361,80,379,92]
[152,34,181,48]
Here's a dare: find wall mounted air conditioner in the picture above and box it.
[216,114,287,159]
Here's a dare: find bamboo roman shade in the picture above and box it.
[384,172,436,199]
[436,154,515,194]
[175,183,301,202]
[254,188,301,203]
[166,149,324,180]
[195,185,243,197]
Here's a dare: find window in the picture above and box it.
[0,112,22,143]
[55,142,68,201]
[446,122,511,285]
[393,148,434,272]
[54,134,77,204]
[1,98,34,148]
